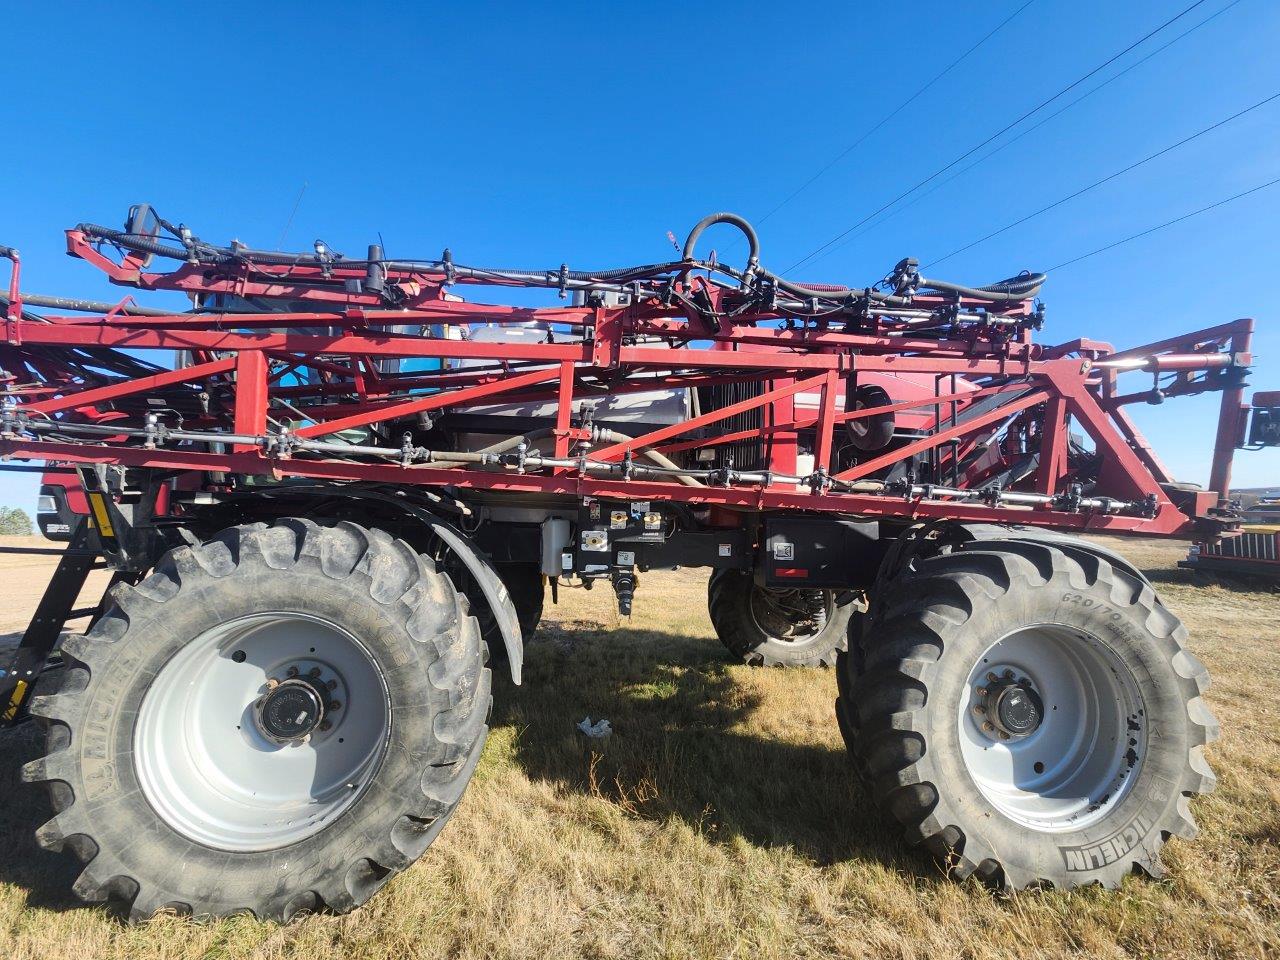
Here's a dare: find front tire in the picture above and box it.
[848,539,1217,889]
[22,519,490,920]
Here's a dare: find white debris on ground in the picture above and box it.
[576,716,612,739]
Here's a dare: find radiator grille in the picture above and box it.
[694,382,765,471]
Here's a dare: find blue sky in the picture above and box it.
[1,0,1276,511]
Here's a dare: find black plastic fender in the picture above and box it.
[239,486,526,684]
[425,517,524,684]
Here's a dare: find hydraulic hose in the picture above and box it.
[679,212,911,305]
[80,213,1043,309]
[918,273,1046,302]
[478,426,704,486]
[682,212,760,265]
[80,223,688,284]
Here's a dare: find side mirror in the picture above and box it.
[124,204,160,268]
[1247,393,1280,448]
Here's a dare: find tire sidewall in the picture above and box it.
[921,567,1193,882]
[71,551,448,904]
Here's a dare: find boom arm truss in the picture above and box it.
[0,210,1259,537]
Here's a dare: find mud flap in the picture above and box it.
[425,519,524,685]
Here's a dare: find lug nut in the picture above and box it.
[981,721,994,733]
[1003,669,1014,679]
[287,666,299,678]
[329,700,342,712]
[309,667,322,678]
[327,679,338,691]
[976,687,988,697]
[318,720,332,732]
[998,731,1010,741]
[987,672,998,683]
[265,678,279,690]
[972,705,985,715]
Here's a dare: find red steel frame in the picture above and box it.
[0,227,1257,538]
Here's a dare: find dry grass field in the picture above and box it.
[0,535,1277,959]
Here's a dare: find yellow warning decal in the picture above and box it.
[87,492,116,539]
[2,679,28,722]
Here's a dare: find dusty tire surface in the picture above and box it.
[847,539,1218,889]
[22,519,490,920]
[708,569,853,668]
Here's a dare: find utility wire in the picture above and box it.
[923,89,1280,268]
[799,0,1246,269]
[783,0,1211,275]
[1047,174,1280,271]
[751,0,1037,229]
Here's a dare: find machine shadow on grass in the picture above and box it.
[491,623,926,875]
[0,722,85,911]
[0,622,936,915]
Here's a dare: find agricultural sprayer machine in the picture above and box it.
[0,207,1271,918]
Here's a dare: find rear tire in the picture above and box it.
[847,539,1217,889]
[22,519,490,920]
[708,568,853,667]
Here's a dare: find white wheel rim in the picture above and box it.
[958,624,1146,832]
[134,612,391,852]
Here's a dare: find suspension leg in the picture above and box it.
[1,518,100,726]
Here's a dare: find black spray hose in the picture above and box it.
[81,214,1043,307]
[682,212,760,265]
[81,223,690,284]
[79,225,194,261]
[679,211,911,305]
[918,273,1046,302]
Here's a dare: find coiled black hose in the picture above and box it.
[682,212,760,265]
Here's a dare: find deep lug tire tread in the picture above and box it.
[844,540,1217,891]
[22,518,490,921]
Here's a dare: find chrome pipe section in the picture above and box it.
[5,418,1147,517]
[1092,352,1239,372]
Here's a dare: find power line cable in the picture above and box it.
[1047,174,1280,271]
[923,89,1280,268]
[751,0,1037,229]
[797,0,1246,269]
[783,0,1211,274]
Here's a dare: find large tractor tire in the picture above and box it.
[22,519,490,920]
[847,539,1217,889]
[708,568,854,667]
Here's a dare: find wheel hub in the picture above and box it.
[256,677,328,742]
[976,669,1044,741]
[986,678,1043,738]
